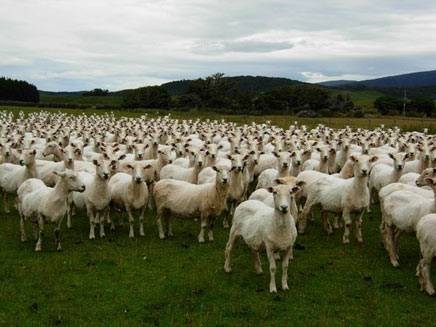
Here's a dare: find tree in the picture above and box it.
[123,86,171,109]
[0,77,39,103]
[407,98,435,117]
[83,88,109,96]
[374,96,402,115]
[186,73,233,108]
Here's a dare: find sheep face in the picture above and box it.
[292,149,302,167]
[388,152,408,171]
[54,170,86,192]
[267,185,296,214]
[416,168,436,186]
[227,154,244,172]
[19,149,36,167]
[133,143,149,160]
[316,146,330,162]
[212,166,230,185]
[42,141,59,157]
[349,154,378,177]
[273,151,293,169]
[158,147,173,164]
[92,158,113,180]
[194,151,205,167]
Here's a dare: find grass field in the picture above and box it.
[0,195,434,326]
[0,106,435,326]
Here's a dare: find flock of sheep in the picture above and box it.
[0,110,435,295]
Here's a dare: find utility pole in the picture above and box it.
[402,90,407,116]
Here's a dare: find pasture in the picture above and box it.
[0,107,435,327]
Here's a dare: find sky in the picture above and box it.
[1,0,436,91]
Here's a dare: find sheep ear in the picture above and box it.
[266,187,275,194]
[274,178,283,185]
[349,155,357,162]
[424,177,434,185]
[32,149,36,155]
[93,159,98,165]
[297,180,306,187]
[218,144,224,150]
[249,150,256,155]
[126,164,134,170]
[291,186,300,194]
[144,164,153,169]
[329,148,336,154]
[290,151,296,157]
[388,153,394,159]
[433,168,436,173]
[211,166,218,172]
[103,153,110,159]
[110,160,117,166]
[404,153,409,159]
[227,154,232,160]
[243,154,250,161]
[312,141,318,146]
[369,156,378,163]
[316,147,321,152]
[272,151,279,158]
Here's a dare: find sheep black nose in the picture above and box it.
[198,162,203,167]
[361,169,368,175]
[103,173,109,180]
[168,160,173,164]
[135,177,142,183]
[80,185,86,191]
[280,205,288,213]
[19,160,25,166]
[283,163,288,168]
[222,178,228,184]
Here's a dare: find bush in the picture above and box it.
[352,110,365,118]
[296,110,317,118]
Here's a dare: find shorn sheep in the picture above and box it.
[108,162,153,237]
[299,154,378,243]
[153,166,230,243]
[224,185,299,293]
[416,213,436,295]
[17,169,86,251]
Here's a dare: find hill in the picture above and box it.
[319,69,436,88]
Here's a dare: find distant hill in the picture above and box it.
[318,80,357,87]
[319,70,436,88]
[39,90,86,96]
[161,75,303,96]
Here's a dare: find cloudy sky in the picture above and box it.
[1,0,436,91]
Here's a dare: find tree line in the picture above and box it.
[0,77,39,103]
[123,73,358,116]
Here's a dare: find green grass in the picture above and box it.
[0,197,434,326]
[332,90,385,110]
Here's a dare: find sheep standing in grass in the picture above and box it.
[153,166,230,243]
[0,149,38,213]
[108,162,153,237]
[17,170,86,251]
[416,213,436,295]
[224,185,299,293]
[299,154,378,243]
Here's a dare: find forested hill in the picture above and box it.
[160,75,303,96]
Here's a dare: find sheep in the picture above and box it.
[108,162,153,237]
[159,149,205,184]
[0,149,38,213]
[153,166,230,243]
[416,213,436,295]
[256,151,295,189]
[299,154,378,243]
[302,145,331,173]
[17,169,86,251]
[380,176,436,267]
[368,152,408,210]
[249,177,305,219]
[402,145,432,174]
[224,185,299,293]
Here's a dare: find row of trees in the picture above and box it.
[123,73,358,116]
[83,88,109,96]
[374,95,435,117]
[0,77,39,103]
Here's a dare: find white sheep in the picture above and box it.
[0,149,38,213]
[224,185,299,293]
[299,154,378,243]
[159,149,205,184]
[416,213,436,295]
[17,170,86,251]
[153,166,230,242]
[108,162,153,237]
[256,151,294,189]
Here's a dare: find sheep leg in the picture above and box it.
[55,221,62,251]
[119,211,124,227]
[32,221,38,241]
[127,208,134,238]
[198,214,207,243]
[342,208,352,244]
[393,228,402,260]
[224,228,237,273]
[418,255,435,295]
[251,250,263,275]
[156,208,166,239]
[266,246,277,293]
[20,214,27,242]
[35,215,45,252]
[88,206,96,240]
[139,206,145,237]
[223,202,231,229]
[321,210,333,235]
[66,202,73,229]
[147,184,154,210]
[165,213,173,237]
[281,246,293,291]
[385,225,400,267]
[355,210,364,243]
[4,192,10,213]
[298,197,317,234]
[208,216,215,241]
[99,209,106,239]
[109,206,115,231]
